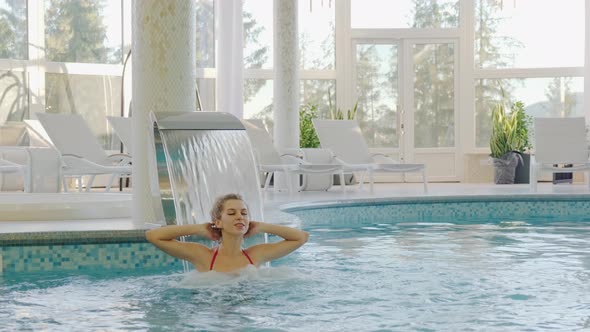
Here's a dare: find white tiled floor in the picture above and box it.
[2,182,589,233]
[262,182,590,209]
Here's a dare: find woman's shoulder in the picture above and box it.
[177,241,214,262]
[189,243,217,271]
[243,243,271,260]
[244,242,266,252]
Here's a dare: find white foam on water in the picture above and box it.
[499,220,532,227]
[175,265,302,289]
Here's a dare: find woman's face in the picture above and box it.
[215,199,249,236]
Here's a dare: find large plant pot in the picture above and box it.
[514,153,530,184]
[492,152,521,184]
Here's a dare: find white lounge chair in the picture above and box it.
[36,113,132,192]
[0,146,62,193]
[0,158,28,192]
[24,119,53,147]
[107,116,133,154]
[312,119,427,192]
[530,117,590,191]
[241,119,345,192]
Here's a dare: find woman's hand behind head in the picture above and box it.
[206,223,222,241]
[244,221,260,238]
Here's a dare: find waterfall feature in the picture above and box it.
[151,112,263,228]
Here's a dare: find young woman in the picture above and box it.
[146,193,309,273]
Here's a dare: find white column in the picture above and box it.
[273,0,299,151]
[584,0,590,185]
[132,0,196,226]
[273,0,299,191]
[27,1,46,119]
[217,0,244,117]
[585,0,590,124]
[458,0,475,183]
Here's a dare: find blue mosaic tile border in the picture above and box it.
[283,195,590,225]
[0,230,149,246]
[1,242,183,274]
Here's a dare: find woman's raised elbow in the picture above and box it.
[145,229,159,243]
[300,231,310,243]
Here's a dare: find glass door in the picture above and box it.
[353,38,459,182]
[353,41,401,148]
[353,40,404,181]
[404,39,459,181]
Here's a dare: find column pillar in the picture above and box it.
[217,0,244,117]
[273,0,299,189]
[585,0,590,124]
[132,0,196,226]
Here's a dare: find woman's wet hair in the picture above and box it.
[210,193,245,237]
[210,193,244,220]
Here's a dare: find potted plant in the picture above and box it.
[299,103,321,148]
[489,102,524,184]
[330,101,358,120]
[511,101,533,183]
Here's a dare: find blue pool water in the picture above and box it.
[2,215,590,331]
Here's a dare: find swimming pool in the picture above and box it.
[2,197,590,330]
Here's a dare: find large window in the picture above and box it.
[299,2,335,70]
[0,0,27,59]
[475,0,584,69]
[243,0,272,69]
[44,0,122,64]
[475,77,584,147]
[351,0,459,29]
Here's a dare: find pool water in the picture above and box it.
[2,218,590,331]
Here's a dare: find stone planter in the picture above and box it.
[492,152,521,184]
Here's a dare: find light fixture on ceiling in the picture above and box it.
[309,0,332,13]
[500,0,517,10]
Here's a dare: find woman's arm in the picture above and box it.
[246,222,309,264]
[145,224,217,270]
